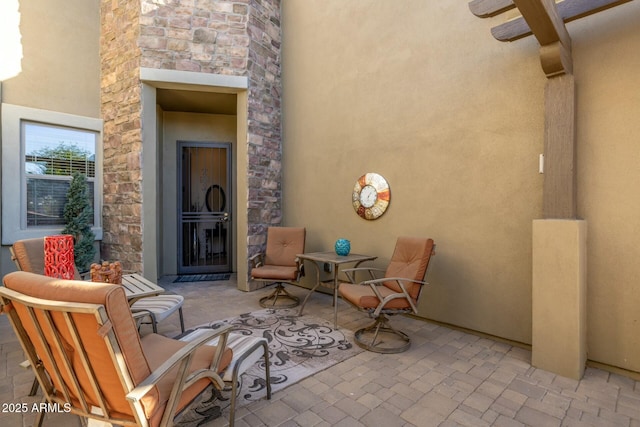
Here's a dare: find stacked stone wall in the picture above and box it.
[246,0,282,258]
[100,0,144,272]
[139,0,251,74]
[100,0,282,275]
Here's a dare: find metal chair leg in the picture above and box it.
[29,377,39,396]
[35,398,46,427]
[178,307,185,332]
[354,315,411,354]
[259,283,300,309]
[228,338,271,427]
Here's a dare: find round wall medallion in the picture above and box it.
[352,173,390,220]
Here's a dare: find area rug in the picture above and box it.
[173,308,362,425]
[173,273,231,283]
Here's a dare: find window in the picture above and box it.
[2,104,103,244]
[24,122,97,227]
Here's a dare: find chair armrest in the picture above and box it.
[295,257,305,278]
[362,277,427,316]
[341,267,385,284]
[126,324,234,422]
[131,310,151,322]
[362,277,427,287]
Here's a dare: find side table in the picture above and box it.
[297,251,377,328]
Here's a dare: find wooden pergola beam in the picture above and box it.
[491,0,633,42]
[512,0,571,47]
[543,75,577,218]
[469,0,516,17]
[469,0,629,219]
[513,0,573,76]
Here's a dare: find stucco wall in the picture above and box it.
[571,8,640,372]
[280,1,640,373]
[0,0,100,278]
[1,0,100,116]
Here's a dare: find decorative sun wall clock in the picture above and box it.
[352,172,390,220]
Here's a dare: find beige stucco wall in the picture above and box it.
[571,8,640,372]
[1,0,100,116]
[281,1,544,345]
[0,0,100,278]
[280,1,640,373]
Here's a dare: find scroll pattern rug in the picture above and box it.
[174,308,362,425]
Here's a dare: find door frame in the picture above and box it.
[140,70,249,287]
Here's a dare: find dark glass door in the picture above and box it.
[177,142,231,274]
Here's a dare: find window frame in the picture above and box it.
[2,103,103,244]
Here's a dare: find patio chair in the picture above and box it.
[0,271,271,427]
[10,237,185,334]
[250,227,305,308]
[338,237,436,353]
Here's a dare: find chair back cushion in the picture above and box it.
[2,271,153,421]
[12,237,82,279]
[264,227,305,267]
[384,237,435,299]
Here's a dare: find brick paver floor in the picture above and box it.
[1,276,639,426]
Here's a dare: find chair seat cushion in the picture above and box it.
[131,294,184,322]
[338,282,414,310]
[251,265,298,281]
[141,333,233,427]
[177,330,267,382]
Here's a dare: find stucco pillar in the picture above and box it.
[532,219,587,379]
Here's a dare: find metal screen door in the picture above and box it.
[178,142,231,274]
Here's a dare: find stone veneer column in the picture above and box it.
[245,1,283,265]
[100,0,282,277]
[100,0,144,273]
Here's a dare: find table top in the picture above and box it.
[297,251,377,265]
[121,273,164,299]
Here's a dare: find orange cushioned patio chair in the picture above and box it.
[0,271,270,427]
[250,227,305,309]
[338,237,436,353]
[10,237,185,334]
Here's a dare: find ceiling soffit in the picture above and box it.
[156,89,237,115]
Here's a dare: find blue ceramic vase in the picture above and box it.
[335,239,351,256]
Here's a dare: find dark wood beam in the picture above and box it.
[543,75,577,218]
[540,41,573,76]
[513,0,571,46]
[513,0,573,76]
[491,0,633,42]
[469,0,515,17]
